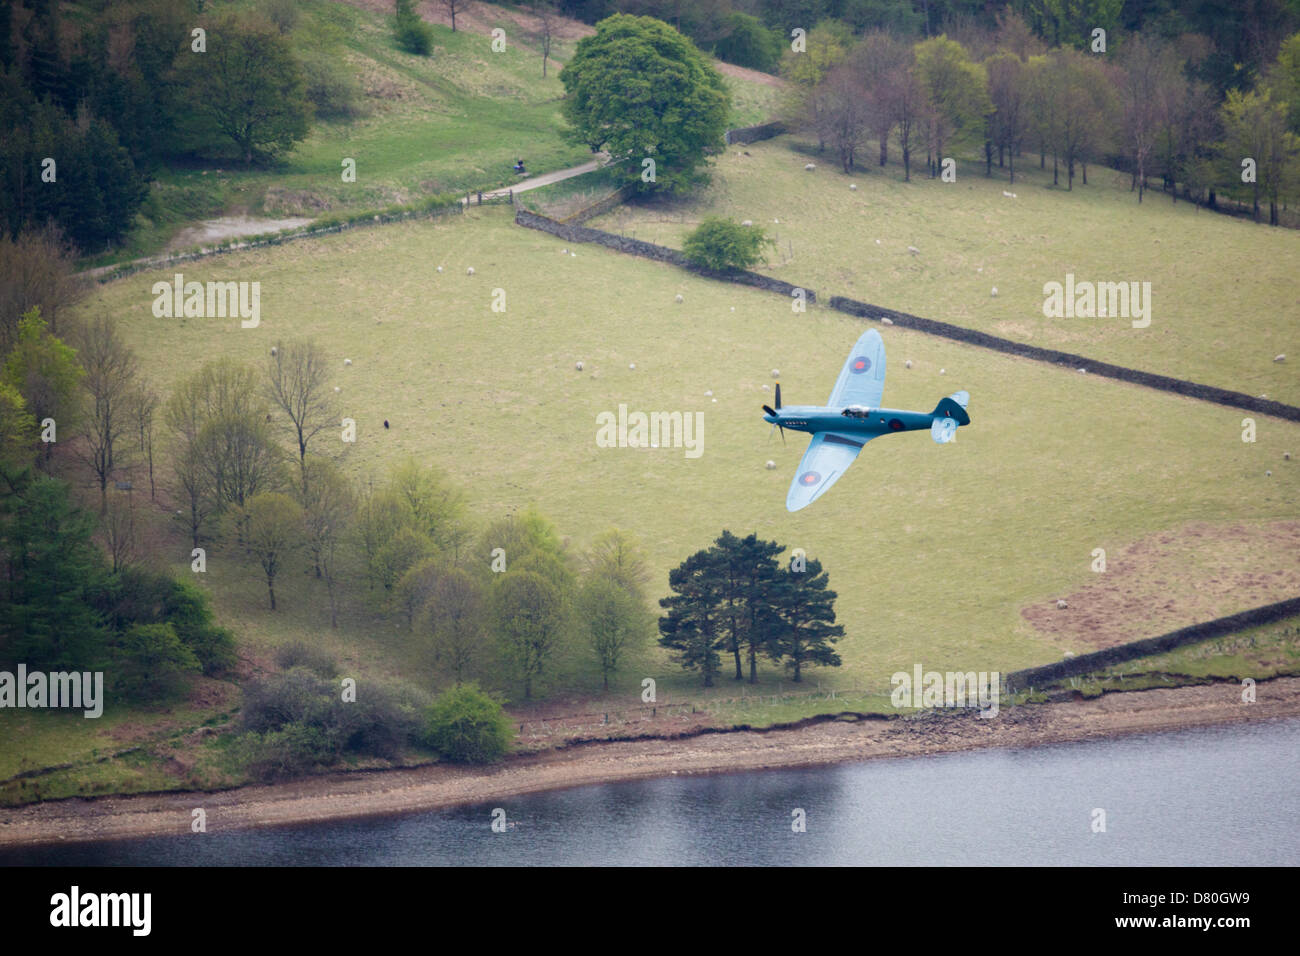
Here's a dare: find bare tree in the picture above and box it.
[75,317,139,512]
[441,0,461,31]
[1118,36,1177,203]
[128,384,158,500]
[531,0,555,77]
[816,64,870,173]
[850,32,908,168]
[419,567,487,683]
[298,456,355,626]
[0,225,84,354]
[101,490,137,573]
[265,339,337,483]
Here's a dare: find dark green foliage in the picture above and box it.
[113,623,201,700]
[171,12,312,165]
[98,569,236,676]
[393,0,434,55]
[765,558,844,681]
[0,472,110,671]
[712,13,783,72]
[660,531,843,684]
[682,218,774,272]
[560,14,730,194]
[422,683,512,764]
[658,548,727,686]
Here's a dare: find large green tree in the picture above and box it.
[560,14,731,193]
[173,12,311,165]
[766,557,843,682]
[658,547,726,687]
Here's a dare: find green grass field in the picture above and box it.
[591,137,1300,406]
[73,207,1300,709]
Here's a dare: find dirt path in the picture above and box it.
[468,157,605,202]
[4,677,1296,848]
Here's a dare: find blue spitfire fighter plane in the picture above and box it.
[762,328,970,511]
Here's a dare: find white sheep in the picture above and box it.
[704,390,713,397]
[741,220,753,226]
[804,163,816,171]
[939,368,946,375]
[765,460,776,470]
[771,369,780,378]
[629,363,636,370]
[1266,470,1273,477]
[270,347,277,356]
[907,246,919,255]
[1063,651,1075,659]
[1056,599,1068,609]
[466,267,475,275]
[675,294,684,303]
[905,360,913,369]
[333,386,341,393]
[762,384,769,391]
[1285,452,1292,460]
[849,184,857,190]
[1275,354,1286,363]
[344,358,352,366]
[991,287,998,297]
[436,266,443,273]
[575,361,584,371]
[882,317,894,325]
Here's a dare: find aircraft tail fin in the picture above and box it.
[931,392,971,426]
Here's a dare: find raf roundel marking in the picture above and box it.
[851,356,872,374]
[889,418,905,431]
[800,471,822,486]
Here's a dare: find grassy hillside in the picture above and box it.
[87,0,780,266]
[591,137,1300,407]
[76,210,1300,700]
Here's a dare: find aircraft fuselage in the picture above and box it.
[762,405,935,438]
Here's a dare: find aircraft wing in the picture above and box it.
[786,431,875,512]
[827,328,887,409]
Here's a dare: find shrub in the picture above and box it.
[394,0,434,56]
[301,55,367,120]
[274,641,339,678]
[682,218,774,272]
[113,623,201,700]
[235,722,335,781]
[422,683,513,764]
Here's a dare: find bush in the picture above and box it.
[422,683,513,764]
[682,218,774,272]
[712,13,783,73]
[273,641,339,678]
[235,722,335,781]
[301,55,367,119]
[394,0,434,57]
[114,623,201,700]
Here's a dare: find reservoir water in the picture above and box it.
[6,717,1298,866]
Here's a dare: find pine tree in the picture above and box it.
[658,548,726,687]
[767,558,844,682]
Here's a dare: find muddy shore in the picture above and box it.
[3,677,1297,849]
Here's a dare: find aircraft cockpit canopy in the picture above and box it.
[841,405,873,418]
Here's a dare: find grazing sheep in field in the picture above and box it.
[939,368,946,375]
[907,246,919,255]
[344,358,352,366]
[1285,452,1292,460]
[333,386,341,393]
[575,361,584,371]
[771,369,780,378]
[766,460,776,470]
[905,360,913,369]
[675,294,684,303]
[991,287,998,297]
[1056,599,1068,609]
[850,184,857,190]
[804,163,816,171]
[466,267,475,275]
[629,363,636,370]
[436,266,443,273]
[270,346,277,356]
[882,317,894,325]
[741,220,753,226]
[1275,354,1286,363]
